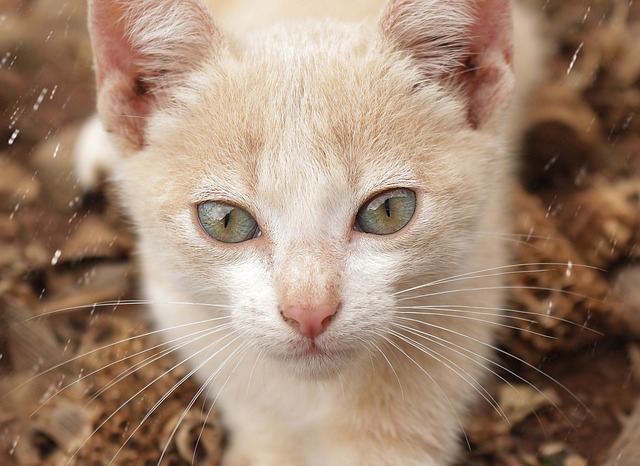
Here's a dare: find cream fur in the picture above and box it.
[79,1,534,464]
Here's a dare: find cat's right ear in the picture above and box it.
[89,0,222,152]
[380,0,514,129]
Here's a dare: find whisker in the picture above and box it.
[387,328,507,422]
[65,330,240,465]
[22,299,234,323]
[398,306,538,324]
[395,310,557,339]
[31,323,233,417]
[393,262,601,297]
[88,323,235,404]
[397,304,602,334]
[189,345,252,466]
[156,341,251,466]
[106,332,244,465]
[369,338,405,401]
[397,284,598,304]
[372,331,471,451]
[392,319,566,429]
[394,315,589,416]
[6,314,233,398]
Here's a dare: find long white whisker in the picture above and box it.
[397,285,598,304]
[376,331,471,450]
[393,319,567,429]
[397,304,602,334]
[394,315,589,415]
[392,321,552,420]
[106,332,244,466]
[393,262,601,297]
[157,341,251,466]
[395,310,556,339]
[31,323,233,417]
[65,329,239,465]
[6,314,233,398]
[190,344,253,466]
[89,323,235,404]
[369,338,405,401]
[387,328,507,422]
[21,299,235,322]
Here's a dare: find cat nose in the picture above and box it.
[280,302,339,340]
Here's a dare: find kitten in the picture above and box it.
[80,0,523,464]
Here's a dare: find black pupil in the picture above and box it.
[384,198,391,217]
[223,212,230,228]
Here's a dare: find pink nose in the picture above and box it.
[281,302,339,340]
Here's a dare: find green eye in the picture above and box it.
[197,201,259,243]
[356,189,416,235]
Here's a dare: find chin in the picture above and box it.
[272,340,355,380]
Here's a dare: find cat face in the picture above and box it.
[90,0,514,377]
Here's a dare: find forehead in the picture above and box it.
[150,20,466,224]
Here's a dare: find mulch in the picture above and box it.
[1,1,639,465]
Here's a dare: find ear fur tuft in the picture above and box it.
[89,0,221,151]
[380,0,514,128]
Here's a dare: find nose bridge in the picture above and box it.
[275,238,342,306]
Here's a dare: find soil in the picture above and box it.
[1,1,639,465]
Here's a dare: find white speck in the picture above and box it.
[7,129,19,145]
[50,85,58,100]
[52,142,60,158]
[543,155,558,171]
[567,42,584,75]
[546,301,554,315]
[51,249,62,265]
[621,112,635,131]
[582,6,591,24]
[0,51,11,68]
[9,202,20,220]
[32,87,48,111]
[566,260,573,278]
[10,435,19,455]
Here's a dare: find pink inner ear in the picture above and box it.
[88,0,220,151]
[380,0,515,129]
[89,1,155,150]
[464,0,514,128]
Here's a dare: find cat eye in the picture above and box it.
[355,189,416,235]
[197,201,259,243]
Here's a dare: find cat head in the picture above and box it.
[89,0,514,376]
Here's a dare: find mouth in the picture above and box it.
[273,338,353,376]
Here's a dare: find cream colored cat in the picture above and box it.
[80,0,528,464]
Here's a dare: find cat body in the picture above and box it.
[83,0,520,464]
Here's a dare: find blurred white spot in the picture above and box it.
[7,128,19,145]
[10,435,19,455]
[567,42,584,75]
[51,249,62,265]
[52,142,60,158]
[33,87,48,111]
[0,51,10,68]
[566,260,573,278]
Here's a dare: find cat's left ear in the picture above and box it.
[380,0,514,129]
[89,0,222,152]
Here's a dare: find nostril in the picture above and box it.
[320,314,334,330]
